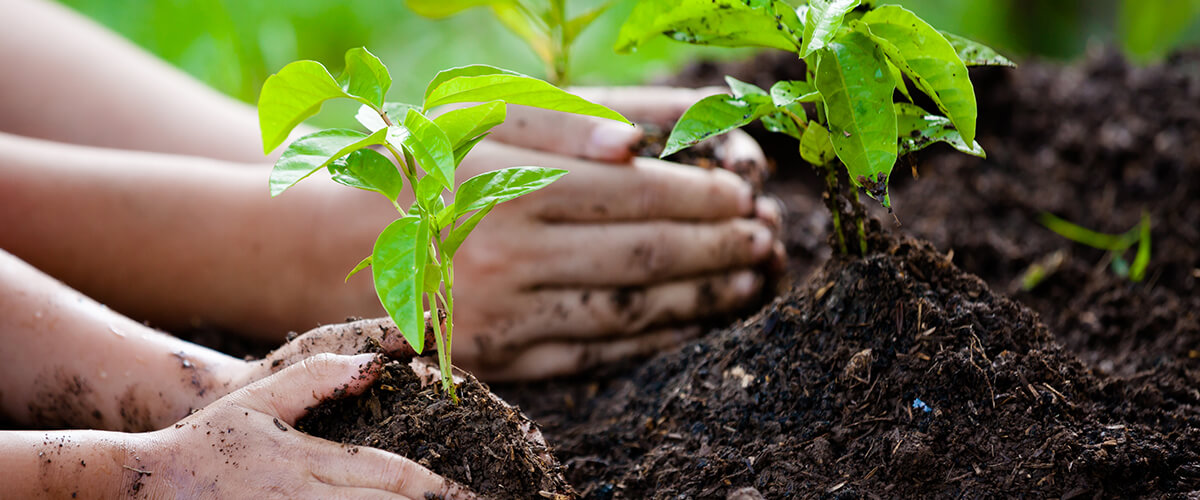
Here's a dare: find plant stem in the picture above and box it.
[817,162,848,255]
[548,0,569,85]
[426,292,457,403]
[852,188,867,256]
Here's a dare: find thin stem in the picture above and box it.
[852,188,867,256]
[426,291,457,403]
[549,0,569,85]
[817,162,848,255]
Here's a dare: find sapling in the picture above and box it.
[617,0,1013,255]
[258,47,630,401]
[406,0,613,84]
[1038,212,1152,282]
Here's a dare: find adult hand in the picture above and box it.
[136,353,474,499]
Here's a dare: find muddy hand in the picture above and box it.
[135,353,476,499]
[491,86,769,186]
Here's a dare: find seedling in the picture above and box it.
[617,0,1013,255]
[406,0,613,84]
[1038,212,1152,282]
[258,47,629,401]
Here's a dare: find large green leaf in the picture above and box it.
[269,128,387,197]
[338,47,391,108]
[815,31,897,205]
[389,109,456,190]
[615,0,802,54]
[800,121,837,165]
[372,216,430,352]
[662,94,774,157]
[454,167,567,215]
[859,6,977,143]
[329,148,404,201]
[800,0,861,58]
[424,72,630,124]
[895,103,985,158]
[940,31,1016,67]
[433,101,507,150]
[259,61,354,154]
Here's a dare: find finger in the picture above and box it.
[474,326,702,381]
[717,128,770,188]
[489,105,642,162]
[263,319,416,373]
[520,219,775,286]
[755,196,784,233]
[309,484,412,500]
[567,86,727,125]
[239,352,382,423]
[527,154,754,222]
[498,270,762,344]
[311,444,477,500]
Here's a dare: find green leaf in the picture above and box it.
[886,58,913,101]
[800,121,837,165]
[372,216,430,352]
[815,31,897,205]
[452,133,491,165]
[761,104,806,140]
[769,80,820,107]
[940,31,1016,67]
[444,204,495,257]
[565,1,613,45]
[423,262,443,294]
[390,109,456,191]
[859,6,978,143]
[258,60,352,154]
[423,65,523,105]
[270,128,387,197]
[1119,0,1200,63]
[433,101,507,150]
[329,148,404,201]
[454,167,567,215]
[489,4,554,66]
[357,102,420,132]
[615,0,802,54]
[345,255,372,282]
[895,103,985,158]
[406,0,503,18]
[338,47,391,108]
[1130,212,1152,282]
[416,175,445,214]
[662,94,774,157]
[424,70,630,125]
[801,0,861,58]
[725,76,768,99]
[1038,213,1138,251]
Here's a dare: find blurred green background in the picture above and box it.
[57,0,1200,115]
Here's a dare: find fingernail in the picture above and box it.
[751,225,773,258]
[586,121,641,161]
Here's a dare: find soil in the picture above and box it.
[297,359,575,499]
[490,48,1200,498]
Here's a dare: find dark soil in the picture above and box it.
[297,359,574,499]
[492,49,1200,498]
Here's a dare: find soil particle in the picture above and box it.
[26,370,103,430]
[298,360,575,499]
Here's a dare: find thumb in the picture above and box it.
[239,352,383,423]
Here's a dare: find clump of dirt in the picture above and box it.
[505,231,1200,498]
[298,360,574,500]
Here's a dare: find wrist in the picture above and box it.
[0,429,142,499]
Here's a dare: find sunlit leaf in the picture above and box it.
[443,204,495,257]
[406,0,505,18]
[662,94,774,157]
[270,128,387,196]
[725,76,768,98]
[259,61,353,153]
[801,0,861,58]
[338,47,391,108]
[416,175,445,214]
[389,109,456,190]
[433,101,507,150]
[565,1,613,45]
[491,3,554,65]
[940,31,1016,67]
[769,80,820,107]
[345,255,372,283]
[800,121,837,165]
[329,148,404,201]
[454,166,567,215]
[815,31,897,205]
[372,216,430,352]
[895,103,985,158]
[615,0,802,54]
[423,67,629,124]
[762,104,806,140]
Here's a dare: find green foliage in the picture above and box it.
[619,1,1011,216]
[259,47,628,399]
[1039,212,1153,282]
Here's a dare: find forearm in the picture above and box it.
[0,249,247,430]
[0,429,143,498]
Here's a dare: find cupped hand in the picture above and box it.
[136,353,475,499]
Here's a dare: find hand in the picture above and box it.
[136,353,474,499]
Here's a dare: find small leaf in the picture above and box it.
[329,148,404,201]
[424,70,629,124]
[355,102,419,132]
[615,0,803,54]
[1038,213,1137,251]
[372,216,430,352]
[801,0,861,58]
[800,122,837,165]
[725,76,768,98]
[815,31,898,205]
[1130,212,1152,282]
[433,101,507,150]
[416,175,445,214]
[454,167,567,216]
[345,255,372,282]
[762,104,806,140]
[423,262,443,294]
[565,1,613,45]
[443,204,495,257]
[859,6,978,143]
[662,94,774,157]
[489,5,555,67]
[895,103,985,158]
[452,133,491,165]
[769,80,820,107]
[270,128,387,197]
[886,58,913,101]
[258,60,352,154]
[338,47,391,108]
[391,109,456,191]
[940,31,1016,67]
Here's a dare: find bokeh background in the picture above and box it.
[57,0,1200,125]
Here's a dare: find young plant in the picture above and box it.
[1038,212,1152,282]
[617,0,1014,255]
[406,0,612,84]
[258,47,630,401]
